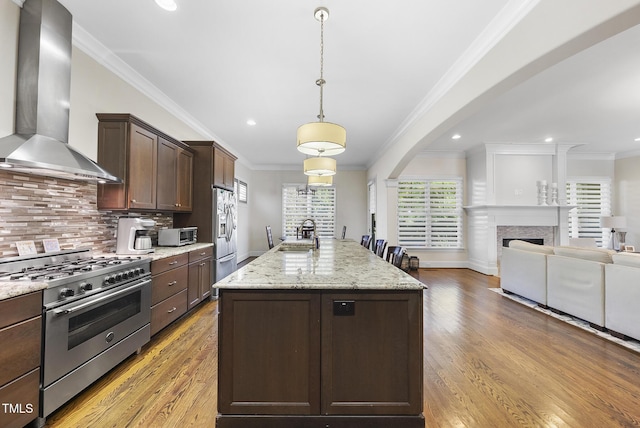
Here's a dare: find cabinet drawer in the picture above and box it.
[0,368,40,428]
[0,316,41,386]
[151,265,188,305]
[151,253,188,275]
[189,246,213,263]
[0,291,42,329]
[150,289,188,336]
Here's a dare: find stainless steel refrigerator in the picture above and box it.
[213,187,237,281]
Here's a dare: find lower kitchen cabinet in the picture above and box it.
[0,291,42,428]
[150,254,188,336]
[187,247,213,310]
[217,289,423,427]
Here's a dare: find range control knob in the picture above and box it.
[79,282,93,293]
[115,273,123,282]
[59,288,74,299]
[104,275,116,285]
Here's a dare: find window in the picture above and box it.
[235,179,247,203]
[566,178,611,247]
[397,179,463,248]
[282,185,336,238]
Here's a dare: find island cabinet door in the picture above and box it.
[218,291,321,415]
[320,291,423,415]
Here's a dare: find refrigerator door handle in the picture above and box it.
[218,253,236,263]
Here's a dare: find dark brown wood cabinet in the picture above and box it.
[213,145,236,190]
[150,254,189,336]
[217,289,423,427]
[0,291,42,428]
[187,247,213,310]
[174,141,237,241]
[96,113,193,212]
[157,137,193,212]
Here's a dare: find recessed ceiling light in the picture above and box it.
[634,137,640,142]
[155,0,177,11]
[451,134,461,140]
[246,119,256,126]
[544,137,553,142]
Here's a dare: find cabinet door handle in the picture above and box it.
[167,307,177,313]
[168,280,177,286]
[131,199,137,203]
[199,262,206,267]
[200,252,206,256]
[168,261,178,265]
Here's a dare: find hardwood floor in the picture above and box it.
[45,268,640,427]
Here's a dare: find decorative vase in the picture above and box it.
[537,181,548,206]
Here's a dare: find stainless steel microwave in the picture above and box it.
[158,227,198,246]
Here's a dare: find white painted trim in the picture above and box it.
[568,152,616,161]
[12,0,24,7]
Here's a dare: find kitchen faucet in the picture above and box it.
[299,218,316,240]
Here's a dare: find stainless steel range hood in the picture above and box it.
[0,0,120,183]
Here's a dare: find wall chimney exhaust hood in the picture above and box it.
[0,0,121,183]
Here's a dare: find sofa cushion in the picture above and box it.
[553,246,615,264]
[508,240,555,255]
[611,252,640,268]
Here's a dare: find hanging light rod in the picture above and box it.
[297,7,346,157]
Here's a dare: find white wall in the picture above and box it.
[249,169,367,256]
[614,155,640,247]
[0,0,19,140]
[234,161,251,262]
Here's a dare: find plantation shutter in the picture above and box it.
[398,179,463,248]
[282,185,336,238]
[566,179,611,247]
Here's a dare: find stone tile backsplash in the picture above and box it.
[0,171,172,257]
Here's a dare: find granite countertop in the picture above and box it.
[0,281,47,301]
[217,239,425,290]
[147,243,213,261]
[0,243,214,301]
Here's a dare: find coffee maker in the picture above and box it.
[116,217,156,255]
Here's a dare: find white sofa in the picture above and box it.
[500,240,555,305]
[605,252,640,340]
[546,247,615,329]
[500,241,616,327]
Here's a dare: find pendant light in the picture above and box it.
[308,175,333,186]
[304,157,336,176]
[297,7,346,157]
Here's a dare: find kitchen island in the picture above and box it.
[216,239,425,428]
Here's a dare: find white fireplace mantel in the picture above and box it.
[463,205,577,227]
[464,205,577,276]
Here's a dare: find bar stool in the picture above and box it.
[360,235,372,249]
[386,246,403,267]
[374,239,387,257]
[266,225,274,249]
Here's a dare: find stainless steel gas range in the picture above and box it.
[0,249,151,423]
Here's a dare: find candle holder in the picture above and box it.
[537,181,548,206]
[550,184,558,206]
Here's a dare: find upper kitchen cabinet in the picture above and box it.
[213,145,236,190]
[96,114,193,212]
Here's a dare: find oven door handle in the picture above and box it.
[53,279,151,316]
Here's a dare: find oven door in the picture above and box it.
[43,278,151,387]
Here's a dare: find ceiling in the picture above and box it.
[56,0,640,170]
